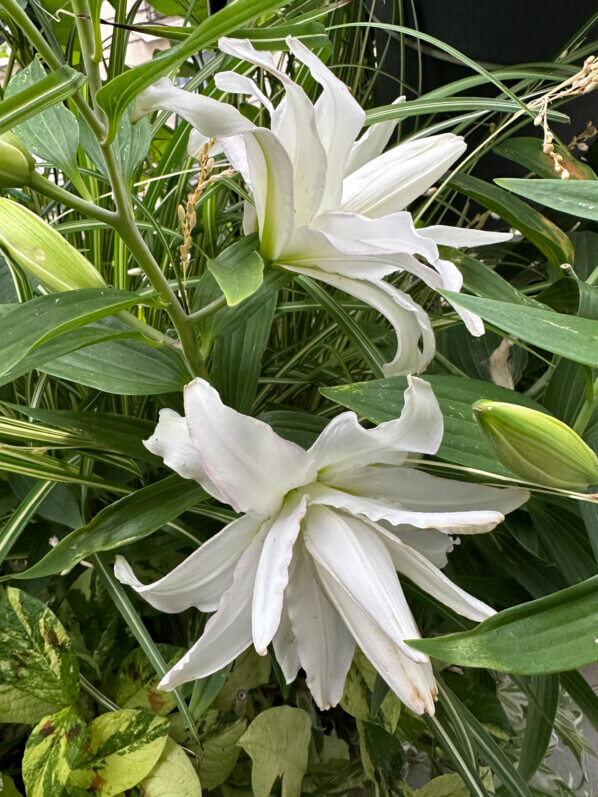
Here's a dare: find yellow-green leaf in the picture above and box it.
[22,706,86,797]
[138,738,202,796]
[0,587,79,723]
[238,706,311,797]
[67,709,169,796]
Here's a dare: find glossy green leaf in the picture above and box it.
[5,59,82,188]
[443,249,538,307]
[0,65,84,137]
[16,475,205,579]
[538,276,598,320]
[322,374,541,475]
[37,319,190,395]
[517,674,559,781]
[80,110,151,184]
[494,137,596,180]
[443,292,598,367]
[450,173,574,266]
[213,290,276,413]
[67,709,169,795]
[408,575,598,673]
[208,236,264,307]
[22,706,86,797]
[3,403,155,462]
[0,288,142,378]
[496,178,598,221]
[96,0,288,141]
[0,588,79,723]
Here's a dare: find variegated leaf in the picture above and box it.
[0,587,79,723]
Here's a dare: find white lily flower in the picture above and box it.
[115,378,528,714]
[133,37,511,376]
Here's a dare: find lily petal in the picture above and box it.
[286,541,355,709]
[158,525,267,690]
[307,482,507,534]
[391,526,456,568]
[345,96,405,175]
[286,36,365,209]
[134,78,294,260]
[341,133,465,217]
[219,37,327,227]
[272,600,301,685]
[308,375,442,476]
[303,506,426,662]
[422,225,512,248]
[184,378,311,517]
[215,70,275,115]
[314,558,437,714]
[281,263,435,376]
[252,492,308,654]
[143,408,227,503]
[375,526,495,622]
[328,465,529,521]
[114,513,259,613]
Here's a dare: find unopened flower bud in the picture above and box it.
[0,133,35,187]
[0,198,106,292]
[473,400,598,491]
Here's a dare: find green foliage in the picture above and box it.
[0,588,79,723]
[408,576,598,673]
[238,706,311,797]
[0,0,596,793]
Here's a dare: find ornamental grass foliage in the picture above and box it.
[0,2,597,796]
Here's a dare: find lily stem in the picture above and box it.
[100,142,208,377]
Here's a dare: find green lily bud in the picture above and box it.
[0,198,106,292]
[473,400,598,491]
[0,133,35,187]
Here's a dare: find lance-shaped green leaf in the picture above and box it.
[0,65,85,137]
[442,292,598,367]
[207,235,265,307]
[449,173,574,267]
[0,587,79,723]
[321,374,542,476]
[0,288,142,378]
[96,0,288,142]
[115,645,183,715]
[67,709,169,794]
[22,706,87,797]
[408,575,598,673]
[5,59,83,190]
[494,137,596,180]
[0,199,105,292]
[496,178,598,222]
[15,475,206,579]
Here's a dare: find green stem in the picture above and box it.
[0,0,105,140]
[71,0,103,110]
[101,143,207,377]
[30,171,116,225]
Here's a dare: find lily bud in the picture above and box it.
[0,133,35,187]
[473,400,598,491]
[0,198,106,292]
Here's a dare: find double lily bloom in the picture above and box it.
[116,378,527,714]
[134,36,510,375]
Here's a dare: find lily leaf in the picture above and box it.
[408,575,598,674]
